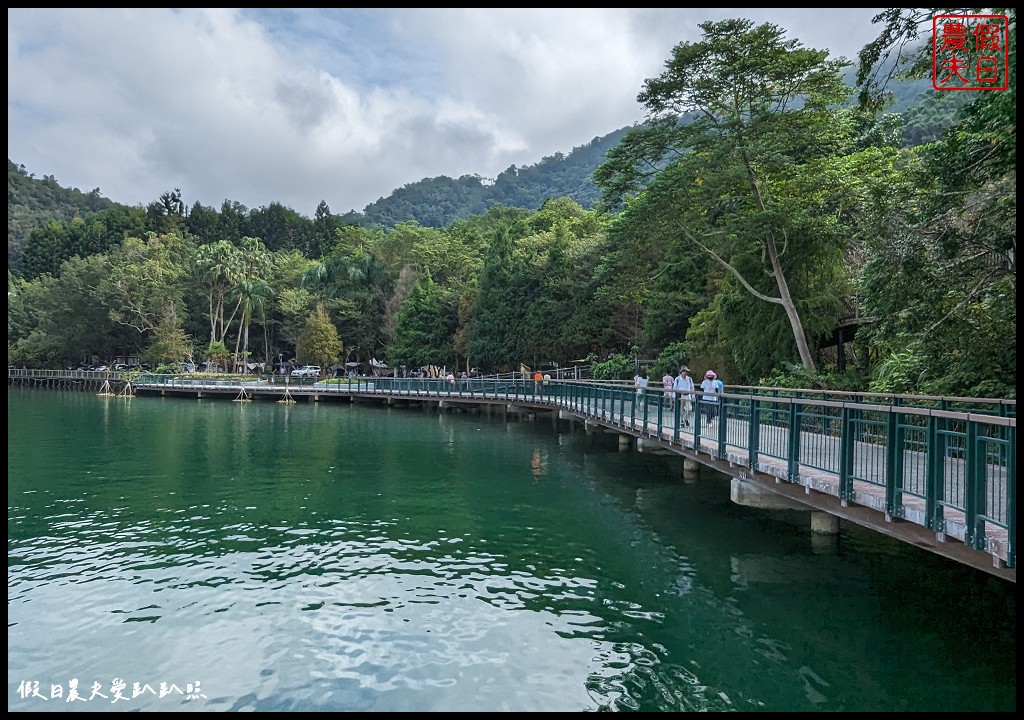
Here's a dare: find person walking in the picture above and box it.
[700,370,720,424]
[673,366,695,428]
[662,369,676,410]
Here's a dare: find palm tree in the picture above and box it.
[227,237,272,372]
[231,278,272,372]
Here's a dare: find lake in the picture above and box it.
[7,388,1016,711]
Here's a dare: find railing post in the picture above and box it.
[693,397,703,452]
[642,389,649,434]
[885,409,899,518]
[965,416,979,549]
[673,396,681,445]
[787,401,800,483]
[748,398,760,472]
[839,406,853,502]
[1007,424,1017,568]
[716,397,727,459]
[927,413,943,531]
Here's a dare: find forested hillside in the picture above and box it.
[8,11,1015,398]
[357,128,632,228]
[7,160,117,275]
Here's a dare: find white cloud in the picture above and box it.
[7,8,887,218]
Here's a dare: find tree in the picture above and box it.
[296,304,342,370]
[312,200,340,258]
[246,202,315,254]
[854,8,1016,397]
[143,307,192,367]
[205,341,232,373]
[195,240,243,347]
[467,223,533,370]
[596,19,858,372]
[302,227,392,362]
[231,278,272,370]
[228,237,272,369]
[103,233,191,337]
[8,255,115,367]
[388,272,454,368]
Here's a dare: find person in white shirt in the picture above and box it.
[700,370,720,423]
[673,366,695,428]
[662,370,675,410]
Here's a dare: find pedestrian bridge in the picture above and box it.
[8,370,1016,582]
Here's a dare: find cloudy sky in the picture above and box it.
[8,8,888,218]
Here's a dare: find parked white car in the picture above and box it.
[291,365,321,378]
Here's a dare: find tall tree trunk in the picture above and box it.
[765,232,816,371]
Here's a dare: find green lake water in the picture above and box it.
[7,389,1016,711]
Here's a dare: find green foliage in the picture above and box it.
[869,347,928,394]
[359,130,630,229]
[143,309,192,367]
[853,9,1016,399]
[19,206,147,280]
[7,17,1015,398]
[759,364,865,392]
[8,160,117,276]
[204,341,232,370]
[596,18,859,373]
[296,304,342,369]
[8,254,119,367]
[467,223,532,370]
[591,353,633,381]
[388,272,454,368]
[652,342,688,376]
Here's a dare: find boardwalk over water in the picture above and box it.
[9,369,1016,582]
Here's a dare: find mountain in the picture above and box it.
[353,126,632,228]
[7,160,117,273]
[8,125,633,263]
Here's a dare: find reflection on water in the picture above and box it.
[7,390,1016,712]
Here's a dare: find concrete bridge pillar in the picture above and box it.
[730,477,809,510]
[682,458,700,483]
[811,531,839,555]
[618,434,632,451]
[810,511,840,535]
